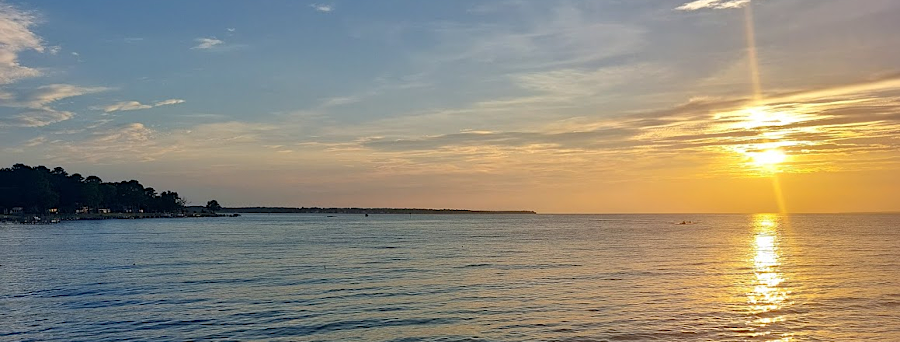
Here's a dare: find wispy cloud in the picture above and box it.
[23,136,47,147]
[98,101,151,112]
[0,84,107,126]
[0,84,108,127]
[0,2,44,84]
[310,3,333,13]
[319,94,368,108]
[154,98,185,106]
[0,109,73,127]
[93,122,153,143]
[192,37,223,49]
[95,98,186,112]
[676,0,753,11]
[413,3,644,73]
[22,84,109,108]
[47,123,176,163]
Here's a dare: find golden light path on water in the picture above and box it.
[747,214,793,341]
[736,11,796,338]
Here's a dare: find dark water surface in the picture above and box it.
[2,214,899,341]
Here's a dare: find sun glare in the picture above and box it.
[751,150,787,167]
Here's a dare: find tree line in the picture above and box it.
[0,164,186,215]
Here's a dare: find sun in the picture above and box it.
[751,149,787,167]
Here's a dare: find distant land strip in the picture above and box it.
[212,207,537,215]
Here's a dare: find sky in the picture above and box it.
[1,0,899,213]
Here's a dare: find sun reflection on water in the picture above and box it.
[747,214,793,341]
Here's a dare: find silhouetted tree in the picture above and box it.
[206,200,222,212]
[81,176,103,208]
[0,164,185,215]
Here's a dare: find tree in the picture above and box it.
[156,191,185,213]
[99,183,117,208]
[206,200,222,212]
[81,181,102,209]
[0,164,186,215]
[116,180,146,212]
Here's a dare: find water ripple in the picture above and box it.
[1,214,899,341]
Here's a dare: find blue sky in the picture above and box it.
[2,0,900,212]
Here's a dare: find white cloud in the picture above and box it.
[310,3,333,12]
[192,37,223,49]
[95,98,185,112]
[676,0,753,11]
[71,51,79,56]
[99,101,152,112]
[23,84,109,108]
[154,98,185,106]
[227,28,236,32]
[320,95,364,108]
[0,84,108,127]
[93,122,153,143]
[23,136,47,147]
[47,122,174,163]
[0,108,73,127]
[0,2,44,84]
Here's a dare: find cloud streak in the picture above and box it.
[1,84,108,127]
[420,4,644,70]
[96,98,186,112]
[192,37,223,49]
[154,99,185,106]
[676,0,753,11]
[0,109,73,127]
[310,4,333,13]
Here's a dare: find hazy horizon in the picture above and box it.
[2,0,899,214]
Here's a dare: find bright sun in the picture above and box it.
[751,149,787,167]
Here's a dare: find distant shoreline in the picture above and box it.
[0,212,237,224]
[213,207,537,215]
[1,207,536,224]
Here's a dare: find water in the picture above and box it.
[1,214,899,341]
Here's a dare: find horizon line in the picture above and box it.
[209,206,900,215]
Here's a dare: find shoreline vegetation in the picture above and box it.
[1,208,536,224]
[1,163,535,224]
[1,163,196,224]
[0,212,235,224]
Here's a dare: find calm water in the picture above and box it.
[1,214,899,341]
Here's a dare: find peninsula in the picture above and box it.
[1,163,535,224]
[216,207,537,215]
